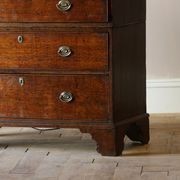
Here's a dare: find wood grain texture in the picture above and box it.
[112,23,146,122]
[0,0,146,26]
[0,0,149,156]
[0,74,110,121]
[0,32,108,71]
[0,0,108,23]
[111,0,146,26]
[0,116,178,179]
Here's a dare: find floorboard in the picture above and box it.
[0,114,179,179]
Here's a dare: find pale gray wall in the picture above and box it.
[147,0,180,80]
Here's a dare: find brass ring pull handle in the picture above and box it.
[59,92,73,103]
[56,0,72,12]
[58,46,72,57]
[18,35,24,44]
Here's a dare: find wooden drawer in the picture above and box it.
[0,0,108,22]
[0,74,110,121]
[0,32,108,72]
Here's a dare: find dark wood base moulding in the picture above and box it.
[0,113,149,156]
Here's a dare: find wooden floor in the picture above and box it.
[0,115,180,179]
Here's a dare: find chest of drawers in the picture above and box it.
[0,0,149,156]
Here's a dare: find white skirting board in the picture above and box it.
[147,79,180,113]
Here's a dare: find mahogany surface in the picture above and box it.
[0,74,109,121]
[0,0,108,22]
[0,0,149,156]
[0,32,108,71]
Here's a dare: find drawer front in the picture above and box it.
[0,75,109,121]
[0,32,108,71]
[0,0,108,22]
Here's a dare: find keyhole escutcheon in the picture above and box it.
[19,77,24,87]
